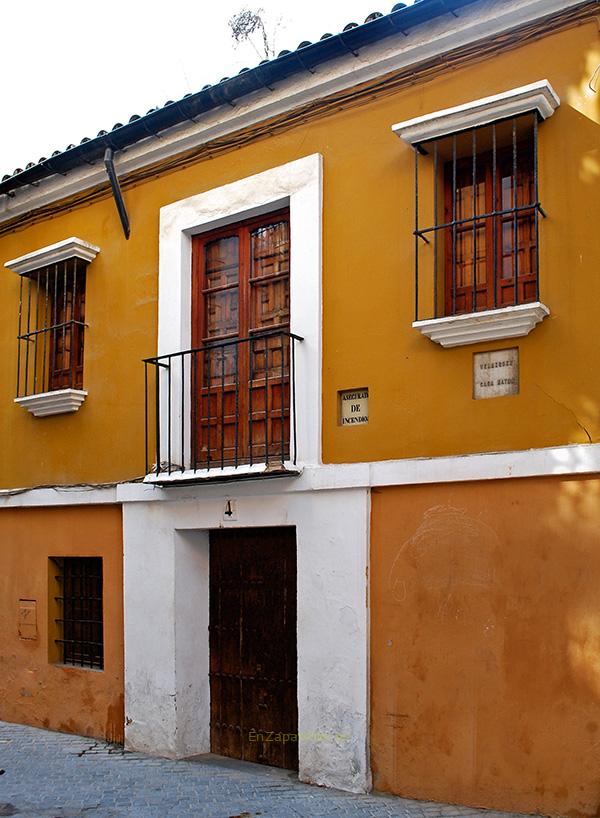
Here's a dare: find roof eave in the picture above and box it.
[0,0,479,198]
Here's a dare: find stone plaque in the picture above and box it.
[18,599,37,640]
[474,348,519,400]
[339,388,369,426]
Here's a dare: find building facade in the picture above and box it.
[1,0,600,815]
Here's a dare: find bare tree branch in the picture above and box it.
[228,8,275,60]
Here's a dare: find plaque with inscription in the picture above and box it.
[339,388,369,426]
[474,348,519,400]
[18,599,37,640]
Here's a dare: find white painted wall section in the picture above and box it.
[122,487,370,793]
[295,488,371,792]
[174,530,210,757]
[123,503,178,756]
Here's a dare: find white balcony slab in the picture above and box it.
[413,302,550,348]
[144,461,302,485]
[14,388,88,417]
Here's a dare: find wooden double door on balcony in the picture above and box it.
[191,210,291,470]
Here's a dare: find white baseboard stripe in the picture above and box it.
[1,443,599,508]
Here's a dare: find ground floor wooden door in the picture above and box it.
[209,527,297,770]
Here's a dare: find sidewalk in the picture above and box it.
[0,721,528,818]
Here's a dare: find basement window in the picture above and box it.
[52,557,104,670]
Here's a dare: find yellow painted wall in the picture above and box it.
[370,476,600,817]
[0,19,598,488]
[0,505,124,742]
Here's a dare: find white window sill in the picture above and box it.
[14,388,88,417]
[144,461,302,486]
[413,302,550,348]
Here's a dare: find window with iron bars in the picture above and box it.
[413,112,545,321]
[16,258,86,397]
[52,557,104,670]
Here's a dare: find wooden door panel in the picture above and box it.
[250,333,289,375]
[209,527,297,770]
[251,279,290,329]
[247,408,290,461]
[242,681,289,767]
[197,379,290,466]
[198,390,240,467]
[213,676,242,758]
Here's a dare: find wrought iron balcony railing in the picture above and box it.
[144,330,303,479]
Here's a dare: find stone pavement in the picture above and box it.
[0,721,528,818]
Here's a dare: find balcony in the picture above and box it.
[144,330,303,483]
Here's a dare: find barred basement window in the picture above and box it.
[53,557,104,670]
[5,238,100,416]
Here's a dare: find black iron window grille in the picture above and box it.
[413,111,546,321]
[16,258,87,397]
[53,557,104,670]
[144,329,302,477]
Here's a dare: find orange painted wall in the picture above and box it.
[0,505,124,742]
[370,476,600,817]
[0,19,598,488]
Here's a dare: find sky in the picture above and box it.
[1,0,414,177]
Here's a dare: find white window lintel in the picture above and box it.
[392,80,560,145]
[5,237,100,276]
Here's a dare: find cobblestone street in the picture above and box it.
[0,721,530,818]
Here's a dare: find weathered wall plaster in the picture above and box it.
[0,505,124,742]
[371,476,600,817]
